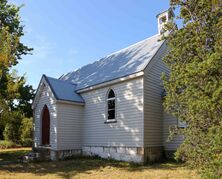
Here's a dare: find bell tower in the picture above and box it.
[156,8,175,34]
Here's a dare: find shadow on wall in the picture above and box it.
[91,78,144,147]
[111,79,143,146]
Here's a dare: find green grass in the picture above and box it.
[0,140,18,149]
[0,147,30,164]
[0,148,199,179]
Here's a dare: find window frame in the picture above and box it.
[105,89,117,123]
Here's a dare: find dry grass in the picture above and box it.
[0,148,199,179]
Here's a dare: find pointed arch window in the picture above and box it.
[107,89,116,121]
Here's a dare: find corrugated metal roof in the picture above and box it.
[60,34,164,90]
[44,75,84,103]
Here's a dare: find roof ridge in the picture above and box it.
[45,75,77,85]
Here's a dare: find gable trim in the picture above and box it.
[143,40,167,73]
[32,75,49,109]
[43,75,60,100]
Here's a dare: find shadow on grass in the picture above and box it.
[0,148,31,164]
[0,152,186,179]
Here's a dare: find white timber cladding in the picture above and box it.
[163,112,184,151]
[33,79,58,149]
[143,42,168,147]
[81,77,144,147]
[56,102,84,150]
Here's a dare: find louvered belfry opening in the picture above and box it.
[41,105,50,146]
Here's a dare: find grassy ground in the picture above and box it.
[0,148,199,179]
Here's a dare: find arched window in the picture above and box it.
[107,89,116,120]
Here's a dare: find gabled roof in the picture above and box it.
[33,75,85,108]
[60,34,164,90]
[44,75,85,103]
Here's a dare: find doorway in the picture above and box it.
[41,105,50,145]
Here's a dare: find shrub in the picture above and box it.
[162,1,222,178]
[3,111,23,143]
[3,122,20,143]
[175,125,222,178]
[0,140,17,149]
[19,118,33,147]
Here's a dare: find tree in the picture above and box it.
[162,0,222,178]
[0,0,33,103]
[3,111,23,143]
[0,26,20,139]
[0,0,33,100]
[0,98,9,139]
[0,0,34,140]
[0,0,32,61]
[0,27,18,78]
[16,83,35,118]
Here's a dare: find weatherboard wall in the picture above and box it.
[56,102,84,150]
[33,79,58,150]
[143,41,183,150]
[81,77,144,147]
[143,42,168,147]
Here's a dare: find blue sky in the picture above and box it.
[11,0,169,88]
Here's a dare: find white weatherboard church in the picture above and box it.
[33,9,184,163]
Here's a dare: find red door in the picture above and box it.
[42,105,50,145]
